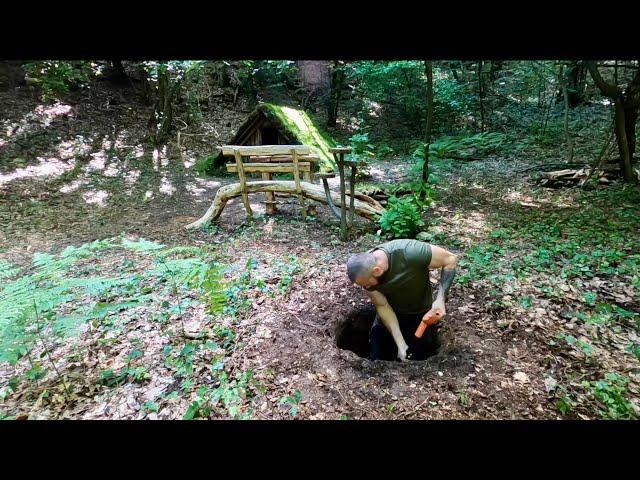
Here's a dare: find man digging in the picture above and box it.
[346,239,458,361]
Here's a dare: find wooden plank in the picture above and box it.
[341,159,367,167]
[330,147,353,154]
[226,163,312,173]
[221,145,311,156]
[248,155,320,163]
[234,150,253,217]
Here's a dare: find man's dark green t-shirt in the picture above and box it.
[367,239,433,314]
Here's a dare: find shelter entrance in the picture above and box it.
[261,127,279,145]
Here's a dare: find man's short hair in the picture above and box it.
[346,252,376,283]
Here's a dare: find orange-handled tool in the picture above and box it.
[414,310,442,338]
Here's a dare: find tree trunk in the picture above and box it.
[566,61,587,107]
[326,61,345,128]
[623,64,640,159]
[489,60,503,81]
[478,60,485,132]
[624,104,638,159]
[459,61,468,83]
[149,65,180,145]
[560,63,574,162]
[112,60,127,77]
[421,60,434,197]
[138,65,154,106]
[297,61,330,95]
[0,60,25,90]
[586,61,639,182]
[449,61,460,82]
[541,84,555,137]
[613,99,634,181]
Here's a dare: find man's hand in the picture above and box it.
[424,301,446,323]
[397,343,409,362]
[366,290,411,362]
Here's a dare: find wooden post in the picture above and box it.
[336,152,347,240]
[303,170,317,216]
[330,146,353,241]
[262,171,276,214]
[348,164,356,226]
[234,148,253,217]
[292,148,307,218]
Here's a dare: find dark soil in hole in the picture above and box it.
[334,305,441,360]
[334,305,377,358]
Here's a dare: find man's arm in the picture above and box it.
[427,245,459,318]
[365,290,409,361]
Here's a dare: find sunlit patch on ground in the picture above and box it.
[133,145,145,159]
[87,151,107,172]
[186,179,221,197]
[56,136,94,160]
[82,189,109,206]
[0,157,76,185]
[4,103,74,138]
[104,162,121,177]
[183,153,196,169]
[59,179,88,194]
[152,147,169,170]
[159,176,176,196]
[123,169,141,186]
[185,183,207,196]
[101,137,113,151]
[502,190,540,207]
[34,103,73,125]
[437,210,492,245]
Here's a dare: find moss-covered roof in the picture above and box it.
[216,103,337,171]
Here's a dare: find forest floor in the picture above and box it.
[1,81,639,420]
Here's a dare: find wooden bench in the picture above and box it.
[221,145,320,217]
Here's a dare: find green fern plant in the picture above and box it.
[412,132,508,160]
[0,260,21,280]
[1,237,229,368]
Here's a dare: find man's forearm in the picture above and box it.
[376,303,408,351]
[434,267,456,304]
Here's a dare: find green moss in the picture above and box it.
[260,103,337,171]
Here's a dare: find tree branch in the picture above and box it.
[586,61,620,98]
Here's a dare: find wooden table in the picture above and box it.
[221,145,320,217]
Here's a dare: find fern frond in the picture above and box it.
[121,237,165,252]
[0,260,22,280]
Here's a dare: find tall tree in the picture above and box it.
[297,60,331,109]
[558,62,574,162]
[565,60,587,107]
[587,61,640,182]
[421,60,434,199]
[477,60,485,132]
[326,60,345,128]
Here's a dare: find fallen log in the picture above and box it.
[536,166,623,188]
[185,180,386,229]
[518,162,589,173]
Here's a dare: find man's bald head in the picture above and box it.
[346,252,377,284]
